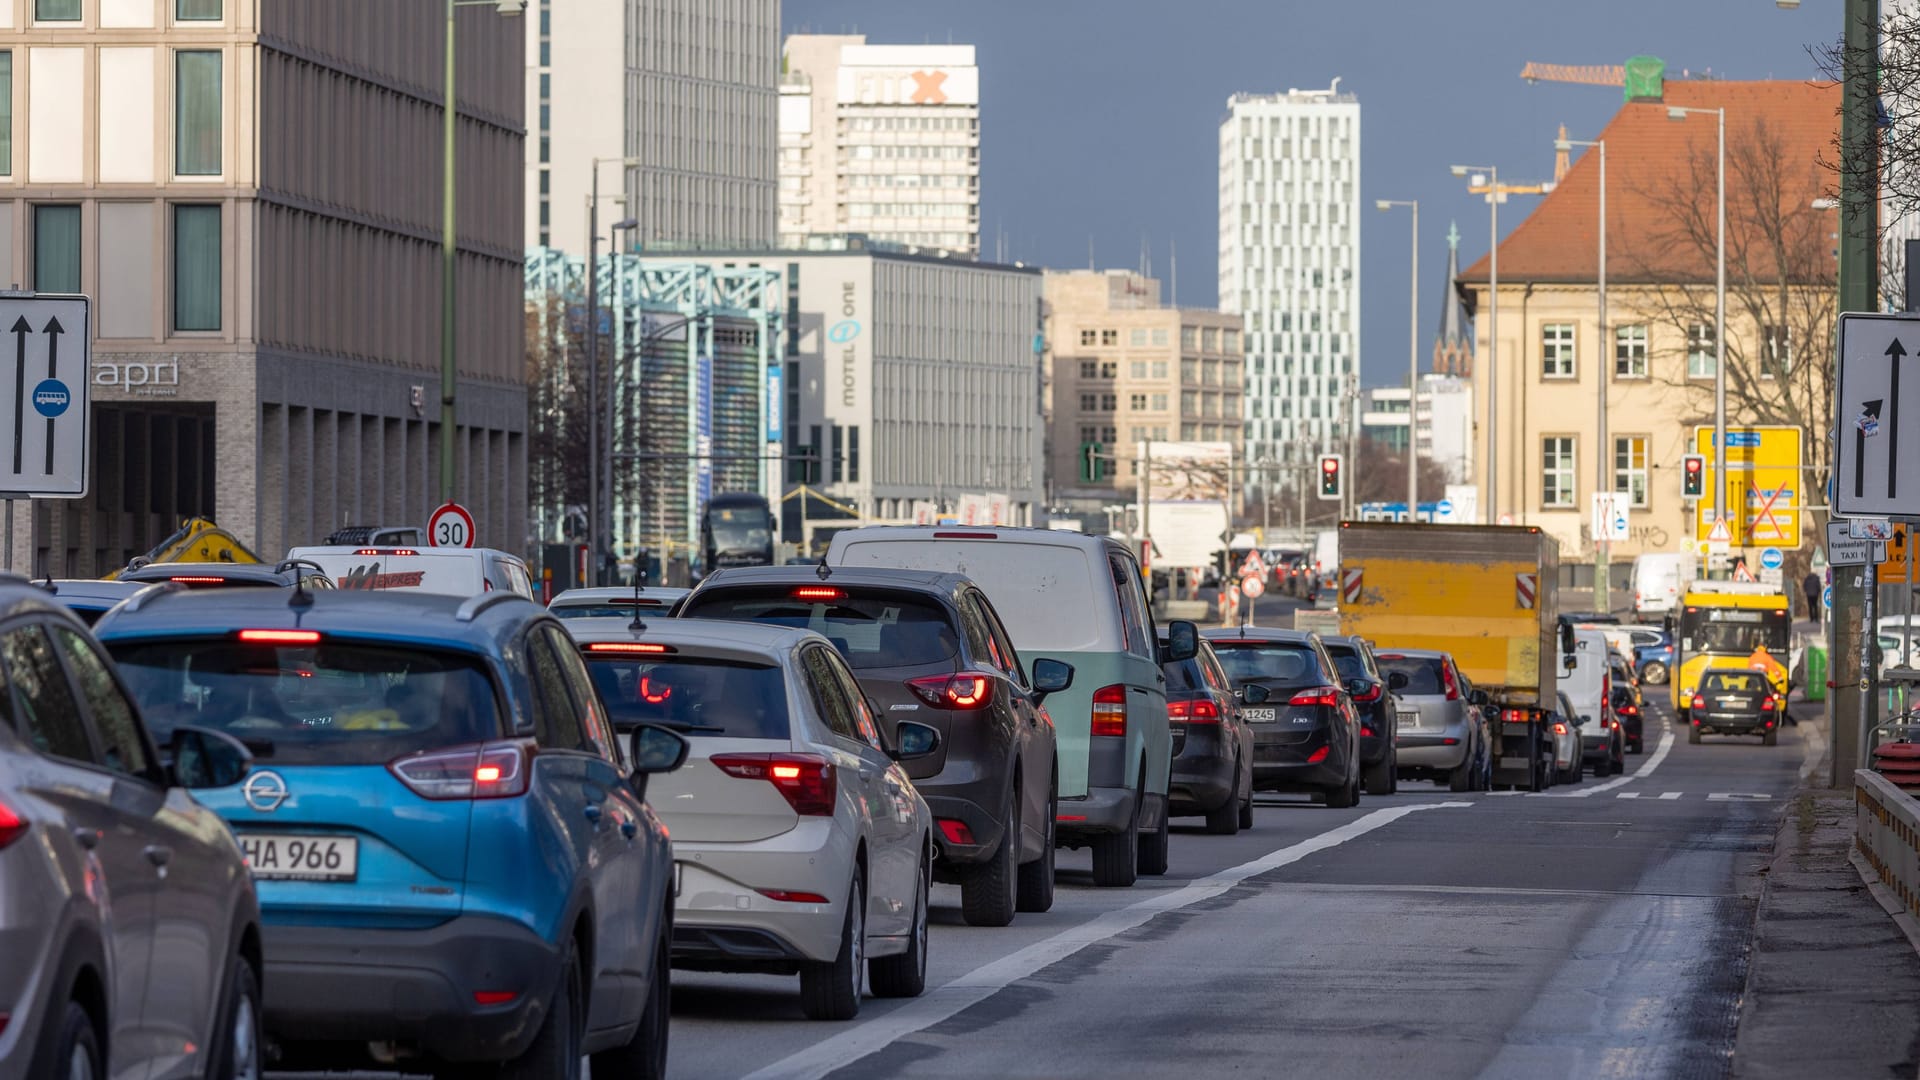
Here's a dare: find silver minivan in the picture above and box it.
[827,526,1198,888]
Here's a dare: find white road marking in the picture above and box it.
[1534,724,1676,798]
[1618,792,1640,799]
[740,802,1473,1080]
[1706,792,1773,801]
[1617,791,1685,800]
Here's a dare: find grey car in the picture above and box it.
[1374,648,1488,792]
[0,580,262,1080]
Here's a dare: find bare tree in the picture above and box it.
[525,293,589,545]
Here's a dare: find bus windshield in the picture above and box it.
[704,498,775,568]
[1678,605,1790,655]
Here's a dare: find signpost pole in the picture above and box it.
[5,499,12,573]
[1864,558,1880,770]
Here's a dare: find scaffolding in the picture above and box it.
[524,249,784,567]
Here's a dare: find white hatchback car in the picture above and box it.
[561,616,936,1020]
[548,586,692,619]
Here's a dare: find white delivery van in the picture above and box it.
[1313,529,1339,589]
[1630,552,1695,615]
[285,545,535,598]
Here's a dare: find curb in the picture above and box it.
[1848,847,1920,958]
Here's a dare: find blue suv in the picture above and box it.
[94,585,688,1079]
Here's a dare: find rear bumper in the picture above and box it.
[1169,735,1236,813]
[1696,711,1773,733]
[1056,784,1138,839]
[921,790,1008,868]
[671,822,850,964]
[1394,733,1469,770]
[261,915,558,1064]
[1580,735,1617,761]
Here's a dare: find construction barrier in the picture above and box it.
[1855,769,1920,923]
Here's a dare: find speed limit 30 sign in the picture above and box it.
[428,502,476,548]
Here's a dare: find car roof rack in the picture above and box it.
[120,581,186,615]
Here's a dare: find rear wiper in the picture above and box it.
[634,720,727,734]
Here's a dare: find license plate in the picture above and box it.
[1397,710,1420,727]
[1245,708,1277,723]
[237,833,357,882]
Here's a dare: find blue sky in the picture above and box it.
[782,0,1831,388]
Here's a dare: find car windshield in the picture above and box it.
[1209,640,1323,688]
[1376,655,1445,695]
[584,656,788,738]
[108,639,500,765]
[681,589,960,670]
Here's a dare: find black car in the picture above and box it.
[1319,635,1399,795]
[1610,684,1644,753]
[1688,669,1782,746]
[1159,633,1255,834]
[1201,627,1362,809]
[679,565,1068,926]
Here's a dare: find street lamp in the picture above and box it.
[1376,199,1419,518]
[1452,163,1500,523]
[1559,134,1609,607]
[1668,105,1727,560]
[601,217,638,582]
[440,0,524,506]
[586,156,644,583]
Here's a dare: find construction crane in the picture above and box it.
[1520,55,1669,103]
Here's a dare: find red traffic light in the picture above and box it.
[1321,457,1339,473]
[1683,457,1702,474]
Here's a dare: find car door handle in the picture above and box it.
[143,845,172,868]
[583,805,603,824]
[70,827,98,851]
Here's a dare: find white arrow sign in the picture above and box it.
[1836,312,1920,518]
[0,294,89,498]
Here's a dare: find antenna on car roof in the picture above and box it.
[628,553,648,633]
[278,558,321,609]
[815,557,833,581]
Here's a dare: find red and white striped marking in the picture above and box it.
[1342,567,1363,604]
[1516,573,1538,609]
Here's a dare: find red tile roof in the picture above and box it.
[1457,80,1839,289]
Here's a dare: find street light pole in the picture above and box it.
[1560,136,1608,607]
[605,217,637,582]
[584,155,643,584]
[1452,164,1499,522]
[1376,199,1419,516]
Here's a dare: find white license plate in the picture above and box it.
[237,833,358,882]
[1397,710,1420,726]
[1245,708,1277,723]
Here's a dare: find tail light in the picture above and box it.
[473,991,518,1006]
[756,889,830,904]
[711,753,836,816]
[1690,696,1705,711]
[1619,705,1639,716]
[1500,708,1529,724]
[937,819,974,845]
[0,795,25,850]
[1092,684,1127,737]
[1552,721,1569,735]
[1289,686,1341,708]
[390,740,532,800]
[1440,662,1461,701]
[908,673,993,710]
[792,586,843,600]
[1306,746,1330,764]
[237,629,322,645]
[1762,695,1777,710]
[1607,719,1620,731]
[1168,699,1221,725]
[1350,682,1382,704]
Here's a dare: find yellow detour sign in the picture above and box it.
[1883,524,1912,584]
[1693,426,1803,548]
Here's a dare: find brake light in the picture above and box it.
[1289,686,1341,708]
[1501,709,1529,724]
[352,548,419,556]
[390,741,531,800]
[1350,682,1382,704]
[1169,699,1221,724]
[756,889,830,904]
[1608,719,1620,731]
[1552,721,1568,735]
[169,576,228,584]
[585,641,674,654]
[792,587,843,600]
[1307,746,1330,763]
[1092,684,1127,737]
[237,629,321,645]
[711,753,836,816]
[1691,696,1705,711]
[1440,662,1461,702]
[0,796,25,850]
[1619,705,1639,716]
[908,672,993,710]
[932,531,998,539]
[937,819,975,845]
[1360,725,1376,738]
[473,991,518,1006]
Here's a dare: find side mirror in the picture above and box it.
[1162,620,1199,663]
[629,723,690,775]
[1030,658,1074,703]
[890,720,941,761]
[167,725,253,790]
[1387,671,1409,691]
[1560,621,1576,657]
[1239,683,1271,705]
[1468,688,1490,707]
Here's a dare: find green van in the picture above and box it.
[827,526,1198,887]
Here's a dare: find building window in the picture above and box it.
[1181,359,1198,384]
[1100,393,1116,411]
[1099,360,1117,379]
[1078,359,1098,379]
[848,427,859,483]
[35,0,79,20]
[0,53,11,177]
[1129,393,1148,410]
[1614,324,1649,378]
[1151,393,1168,411]
[1079,329,1097,347]
[1151,360,1168,379]
[1130,360,1146,379]
[33,206,80,294]
[1078,393,1100,412]
[1129,329,1147,346]
[1223,328,1241,352]
[175,50,223,176]
[173,204,220,331]
[1100,329,1118,346]
[1613,436,1648,508]
[176,0,221,19]
[1540,323,1575,379]
[1687,322,1716,379]
[1151,328,1170,347]
[1763,324,1791,377]
[1202,327,1220,352]
[1180,326,1197,349]
[1541,436,1575,508]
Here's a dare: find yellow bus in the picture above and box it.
[1671,584,1792,720]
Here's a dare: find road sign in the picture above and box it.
[1835,312,1920,518]
[1760,566,1785,588]
[1883,523,1912,583]
[1590,493,1629,543]
[1707,517,1733,544]
[1826,519,1884,566]
[428,502,476,548]
[1240,576,1265,599]
[0,295,89,498]
[1436,498,1454,516]
[1759,547,1784,571]
[1239,550,1267,579]
[1693,425,1803,547]
[1824,584,1834,611]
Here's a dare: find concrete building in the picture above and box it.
[1454,80,1836,559]
[1041,269,1243,503]
[1357,377,1473,480]
[779,35,979,256]
[1,0,526,575]
[1218,82,1361,470]
[530,0,778,252]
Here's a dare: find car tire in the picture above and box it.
[211,954,263,1080]
[1204,768,1242,835]
[591,920,671,1080]
[1447,753,1475,792]
[501,939,583,1080]
[960,791,1019,927]
[1137,805,1170,875]
[1763,727,1779,747]
[1016,782,1057,913]
[1090,806,1140,888]
[1326,763,1359,809]
[800,872,864,1021]
[1363,753,1395,797]
[53,1001,103,1080]
[1643,661,1669,685]
[1629,736,1642,754]
[870,853,928,998]
[1237,771,1255,830]
[1688,724,1702,745]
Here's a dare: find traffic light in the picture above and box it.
[1318,454,1343,501]
[1079,442,1105,483]
[1681,454,1705,498]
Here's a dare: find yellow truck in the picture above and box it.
[1338,521,1560,791]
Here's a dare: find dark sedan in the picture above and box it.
[1688,669,1783,746]
[1159,633,1255,834]
[1319,635,1399,795]
[1201,628,1362,809]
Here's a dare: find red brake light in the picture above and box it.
[908,672,994,710]
[1552,721,1569,735]
[354,548,380,555]
[756,889,830,904]
[1440,662,1461,702]
[937,818,975,845]
[1289,686,1341,708]
[237,629,321,645]
[1092,683,1127,737]
[792,587,843,600]
[353,547,419,556]
[473,991,518,1006]
[1762,695,1777,709]
[932,531,998,539]
[390,741,531,800]
[711,753,836,816]
[1501,709,1529,724]
[585,641,674,654]
[1691,696,1705,710]
[169,576,228,584]
[1306,746,1330,763]
[1620,705,1639,716]
[1170,699,1220,724]
[0,796,25,850]
[1351,682,1382,703]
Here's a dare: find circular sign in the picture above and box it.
[1498,513,1514,526]
[1760,547,1785,571]
[1241,577,1265,599]
[1436,498,1454,516]
[31,378,69,418]
[428,502,476,549]
[1823,585,1833,612]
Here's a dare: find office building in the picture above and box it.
[530,0,778,252]
[779,35,980,255]
[1219,82,1361,471]
[2,0,526,575]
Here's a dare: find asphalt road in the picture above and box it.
[664,694,1811,1080]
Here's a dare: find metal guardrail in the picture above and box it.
[1855,769,1920,922]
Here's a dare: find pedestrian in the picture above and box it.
[1802,571,1821,627]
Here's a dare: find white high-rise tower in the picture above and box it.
[1219,82,1361,469]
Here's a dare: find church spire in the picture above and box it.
[1433,221,1473,376]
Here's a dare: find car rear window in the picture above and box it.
[107,639,500,765]
[1320,644,1367,681]
[552,601,679,620]
[1209,641,1324,688]
[583,656,787,739]
[1161,654,1208,693]
[833,540,1105,653]
[1376,655,1445,695]
[1702,671,1763,692]
[682,588,960,671]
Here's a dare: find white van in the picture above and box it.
[1630,552,1696,615]
[285,545,535,598]
[1561,626,1621,775]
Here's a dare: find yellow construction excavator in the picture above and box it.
[103,517,265,579]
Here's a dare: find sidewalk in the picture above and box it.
[1730,710,1920,1080]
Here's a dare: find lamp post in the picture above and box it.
[585,156,644,583]
[1451,164,1499,523]
[1559,134,1609,607]
[440,0,524,506]
[603,217,638,582]
[1376,199,1419,518]
[1667,105,1727,565]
